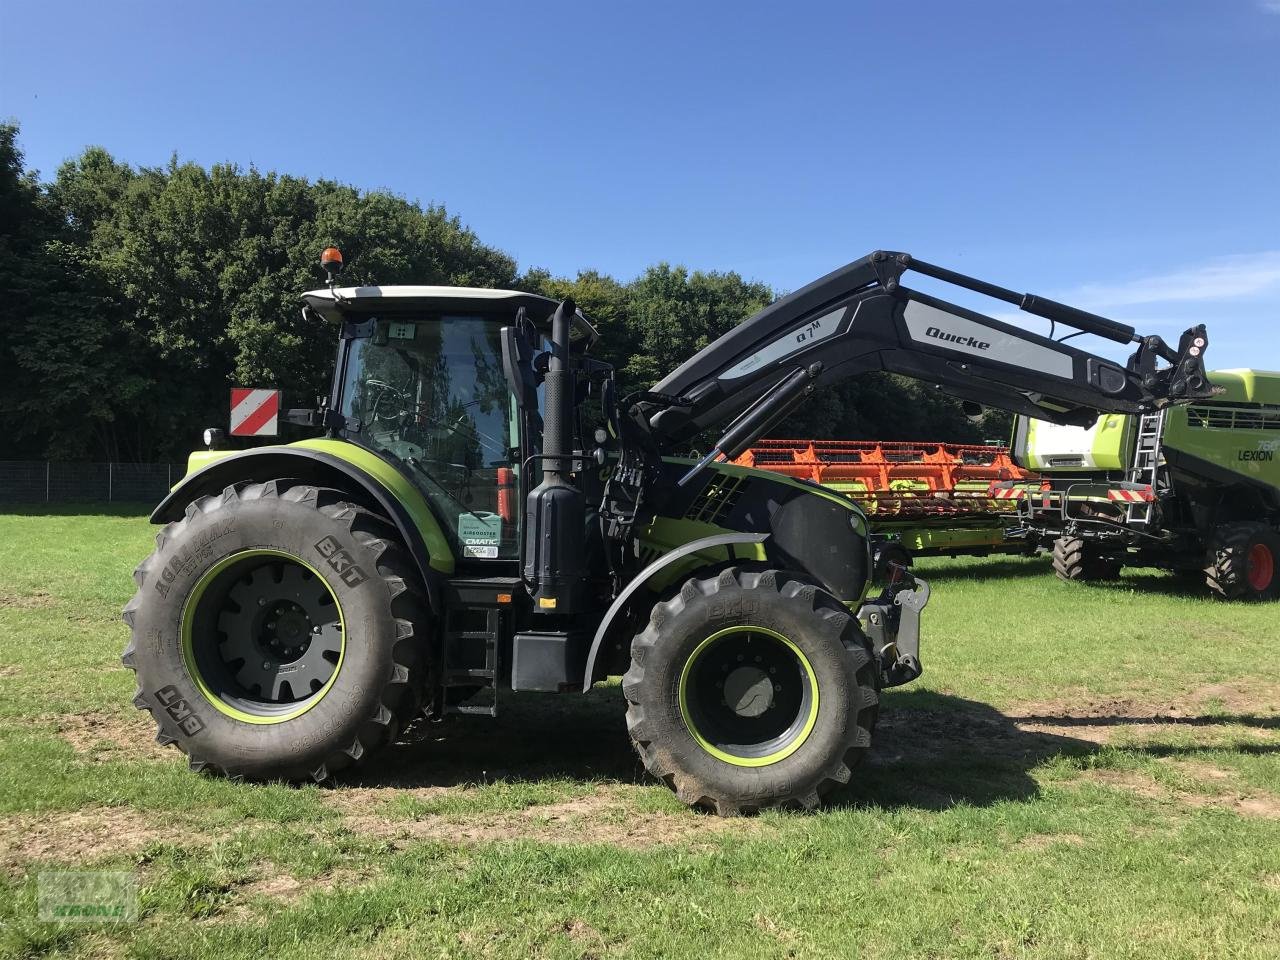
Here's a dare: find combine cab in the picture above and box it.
[999,369,1280,599]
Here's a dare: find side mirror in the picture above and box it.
[501,310,540,413]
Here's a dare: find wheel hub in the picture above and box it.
[200,557,343,708]
[261,602,314,663]
[1247,542,1275,592]
[680,626,818,766]
[723,666,774,717]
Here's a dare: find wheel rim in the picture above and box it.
[678,626,819,767]
[1247,542,1275,592]
[181,550,345,724]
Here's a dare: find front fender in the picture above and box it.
[581,532,769,692]
[152,442,454,610]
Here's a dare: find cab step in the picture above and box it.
[439,577,519,718]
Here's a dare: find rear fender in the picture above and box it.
[152,445,453,612]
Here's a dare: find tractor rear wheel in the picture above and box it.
[121,482,429,782]
[622,567,879,815]
[1204,522,1280,601]
[1052,536,1123,583]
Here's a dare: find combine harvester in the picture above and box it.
[734,439,1036,572]
[994,370,1280,600]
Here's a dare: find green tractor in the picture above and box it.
[1002,369,1280,599]
[123,249,1218,813]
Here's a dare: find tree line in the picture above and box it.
[0,123,1008,463]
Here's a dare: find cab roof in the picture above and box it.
[1207,369,1280,406]
[302,285,598,343]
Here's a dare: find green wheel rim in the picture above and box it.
[678,625,820,767]
[181,549,346,724]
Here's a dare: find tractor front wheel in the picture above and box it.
[1204,522,1280,601]
[622,567,878,815]
[121,482,429,782]
[1052,536,1123,583]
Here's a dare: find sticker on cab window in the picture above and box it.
[458,512,503,559]
[388,321,416,340]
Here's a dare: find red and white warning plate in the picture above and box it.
[229,388,281,437]
[1107,486,1155,503]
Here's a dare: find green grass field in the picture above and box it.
[1,507,1277,960]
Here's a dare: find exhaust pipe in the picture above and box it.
[522,298,585,614]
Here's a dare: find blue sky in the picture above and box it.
[2,0,1278,371]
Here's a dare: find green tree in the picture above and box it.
[1,122,1012,461]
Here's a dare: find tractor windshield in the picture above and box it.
[339,315,519,561]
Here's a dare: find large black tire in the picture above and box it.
[1052,536,1123,583]
[622,567,879,816]
[121,481,429,782]
[1204,522,1280,601]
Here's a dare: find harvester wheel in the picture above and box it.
[1052,536,1123,583]
[121,482,429,782]
[1204,522,1280,601]
[622,567,878,816]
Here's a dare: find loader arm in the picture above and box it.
[639,251,1219,456]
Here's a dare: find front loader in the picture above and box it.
[122,249,1218,814]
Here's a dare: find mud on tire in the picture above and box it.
[622,567,879,816]
[121,481,429,782]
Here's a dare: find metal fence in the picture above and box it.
[0,461,187,504]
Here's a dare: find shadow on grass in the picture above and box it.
[1085,571,1217,600]
[349,686,650,790]
[346,685,1280,812]
[833,688,1092,811]
[914,556,1053,584]
[918,553,1225,601]
[1007,710,1280,731]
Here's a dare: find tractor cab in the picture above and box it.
[301,285,598,566]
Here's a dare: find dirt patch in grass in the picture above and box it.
[0,591,54,608]
[1162,759,1237,783]
[323,785,453,816]
[239,865,373,903]
[50,711,172,762]
[338,785,746,849]
[242,871,303,900]
[1079,768,1280,819]
[1014,832,1086,851]
[0,807,206,874]
[1189,681,1280,715]
[1006,690,1279,745]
